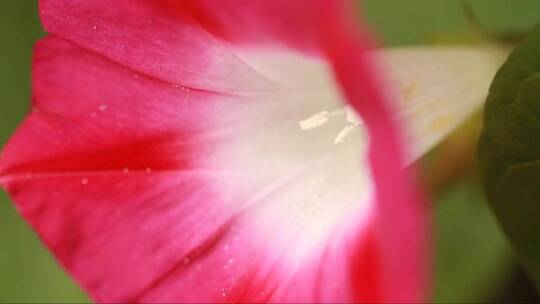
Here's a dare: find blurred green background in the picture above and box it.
[0,0,539,303]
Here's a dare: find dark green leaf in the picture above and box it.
[479,23,540,292]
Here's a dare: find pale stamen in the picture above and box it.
[299,106,361,144]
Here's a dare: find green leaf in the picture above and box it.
[479,23,540,292]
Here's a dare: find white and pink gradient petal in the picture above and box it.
[0,36,376,303]
[0,0,506,302]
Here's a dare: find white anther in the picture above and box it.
[299,111,330,130]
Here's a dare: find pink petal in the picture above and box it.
[39,0,280,93]
[1,1,428,302]
[320,5,428,299]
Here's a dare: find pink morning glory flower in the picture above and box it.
[0,0,504,302]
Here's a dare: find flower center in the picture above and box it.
[203,48,374,266]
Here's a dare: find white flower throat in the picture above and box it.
[206,46,503,266]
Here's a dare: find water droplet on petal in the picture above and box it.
[81,178,89,185]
